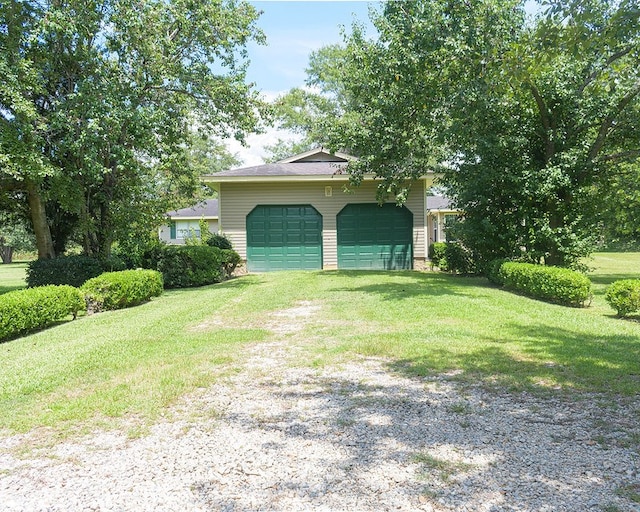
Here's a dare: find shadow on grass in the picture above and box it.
[589,273,640,289]
[325,270,490,301]
[0,284,25,295]
[162,274,264,295]
[389,323,640,395]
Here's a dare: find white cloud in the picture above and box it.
[225,128,303,167]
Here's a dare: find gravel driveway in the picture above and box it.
[1,302,639,511]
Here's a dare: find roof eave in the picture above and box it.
[202,173,433,184]
[166,215,218,220]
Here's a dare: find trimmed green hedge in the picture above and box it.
[498,262,592,307]
[81,270,163,312]
[153,245,228,288]
[487,258,510,285]
[605,279,640,317]
[26,255,124,288]
[0,285,86,341]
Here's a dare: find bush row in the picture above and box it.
[497,261,592,307]
[26,255,124,288]
[605,279,640,317]
[1,270,164,342]
[25,243,242,290]
[81,270,163,313]
[0,285,86,341]
[428,242,476,274]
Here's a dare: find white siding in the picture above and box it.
[219,179,427,268]
[158,219,219,245]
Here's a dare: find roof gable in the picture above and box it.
[277,147,353,163]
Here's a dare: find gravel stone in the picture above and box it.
[1,302,639,511]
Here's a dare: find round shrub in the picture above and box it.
[0,285,86,341]
[156,245,223,288]
[81,270,163,312]
[605,279,640,317]
[498,262,592,307]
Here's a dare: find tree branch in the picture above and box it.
[598,149,640,163]
[579,45,636,94]
[588,80,640,160]
[529,83,554,164]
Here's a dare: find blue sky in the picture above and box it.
[246,1,378,94]
[227,1,379,166]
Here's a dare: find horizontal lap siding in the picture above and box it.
[219,180,426,268]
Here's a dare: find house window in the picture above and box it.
[173,220,203,240]
[444,214,458,242]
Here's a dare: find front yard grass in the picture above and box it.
[0,262,28,295]
[0,253,638,436]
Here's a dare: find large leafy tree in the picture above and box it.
[313,0,640,267]
[0,0,264,258]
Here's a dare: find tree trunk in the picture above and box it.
[0,245,13,264]
[545,210,565,267]
[25,179,55,259]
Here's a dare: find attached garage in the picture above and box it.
[337,203,413,270]
[246,205,323,271]
[204,148,432,270]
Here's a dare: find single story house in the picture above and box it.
[426,195,458,245]
[158,199,219,245]
[203,148,436,271]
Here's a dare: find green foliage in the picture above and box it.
[0,285,85,341]
[26,255,124,288]
[442,242,477,275]
[605,280,640,317]
[498,262,592,307]
[110,235,164,270]
[429,242,476,274]
[0,0,265,258]
[152,245,224,288]
[220,249,242,277]
[206,233,233,250]
[0,213,35,254]
[486,258,510,286]
[300,0,640,266]
[81,270,163,312]
[428,242,447,270]
[144,245,242,287]
[265,77,344,161]
[598,163,640,250]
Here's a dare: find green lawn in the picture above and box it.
[0,253,638,436]
[0,262,28,294]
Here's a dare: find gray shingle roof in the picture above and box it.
[208,161,348,178]
[167,199,218,218]
[426,195,453,210]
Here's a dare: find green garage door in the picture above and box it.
[337,203,413,270]
[246,205,323,271]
